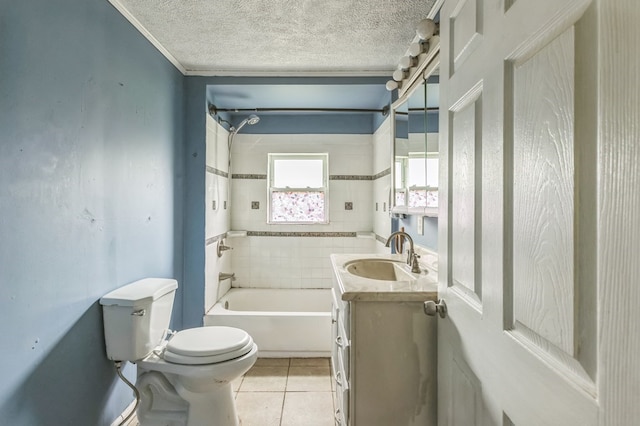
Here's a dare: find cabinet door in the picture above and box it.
[438,0,640,424]
[331,288,349,425]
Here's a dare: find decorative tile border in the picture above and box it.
[208,231,367,243]
[232,174,267,179]
[375,233,388,244]
[373,168,391,180]
[246,231,357,238]
[206,165,228,178]
[330,175,374,181]
[230,169,391,181]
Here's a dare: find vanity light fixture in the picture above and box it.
[386,80,400,91]
[408,41,426,58]
[392,69,407,82]
[386,18,439,94]
[416,18,437,41]
[398,55,416,70]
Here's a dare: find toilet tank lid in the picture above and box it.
[100,278,178,307]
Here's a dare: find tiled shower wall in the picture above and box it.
[372,118,393,253]
[229,133,382,289]
[205,115,232,311]
[230,235,376,289]
[204,117,393,306]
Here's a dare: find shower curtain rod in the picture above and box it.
[409,107,439,112]
[397,107,439,114]
[209,104,390,116]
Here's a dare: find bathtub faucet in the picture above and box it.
[217,239,233,257]
[385,231,421,273]
[219,272,236,282]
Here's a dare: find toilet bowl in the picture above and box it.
[136,327,258,426]
[100,279,258,426]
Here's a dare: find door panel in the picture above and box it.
[449,0,482,73]
[438,0,606,424]
[510,26,575,356]
[450,84,483,306]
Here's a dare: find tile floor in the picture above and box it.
[124,357,335,426]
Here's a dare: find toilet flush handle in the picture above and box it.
[131,309,146,316]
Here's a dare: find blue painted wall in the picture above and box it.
[227,113,381,134]
[0,0,185,424]
[183,77,209,329]
[392,216,438,251]
[206,77,392,135]
[409,110,439,133]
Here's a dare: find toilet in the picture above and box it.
[100,278,257,426]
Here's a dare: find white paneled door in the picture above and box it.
[438,0,640,424]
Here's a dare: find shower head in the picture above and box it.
[228,114,261,152]
[232,114,261,134]
[246,114,260,125]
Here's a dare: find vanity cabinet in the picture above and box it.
[331,288,350,425]
[330,255,438,426]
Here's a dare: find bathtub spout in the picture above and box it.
[219,272,236,282]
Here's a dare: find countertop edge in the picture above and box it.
[331,253,439,303]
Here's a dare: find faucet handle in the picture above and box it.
[217,239,233,257]
[410,253,421,273]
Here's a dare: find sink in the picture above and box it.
[345,259,417,281]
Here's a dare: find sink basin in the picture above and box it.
[345,259,416,281]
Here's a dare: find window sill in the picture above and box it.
[391,206,439,217]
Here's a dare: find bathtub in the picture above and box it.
[204,288,332,357]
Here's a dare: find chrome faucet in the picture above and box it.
[217,239,233,257]
[385,231,421,273]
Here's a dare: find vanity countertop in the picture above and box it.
[330,253,438,302]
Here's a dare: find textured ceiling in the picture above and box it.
[111,0,438,75]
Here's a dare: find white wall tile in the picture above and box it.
[204,242,233,312]
[204,118,232,309]
[206,124,395,296]
[373,117,392,174]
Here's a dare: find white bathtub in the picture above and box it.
[204,288,332,357]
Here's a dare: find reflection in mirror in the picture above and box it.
[394,99,409,207]
[392,71,439,215]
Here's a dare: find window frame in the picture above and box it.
[397,152,439,208]
[267,153,329,224]
[395,156,408,206]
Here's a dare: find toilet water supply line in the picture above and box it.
[112,329,175,426]
[114,361,140,426]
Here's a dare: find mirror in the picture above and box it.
[391,70,439,216]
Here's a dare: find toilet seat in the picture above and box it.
[163,326,254,365]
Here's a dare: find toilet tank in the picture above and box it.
[100,278,178,361]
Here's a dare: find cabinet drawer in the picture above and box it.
[332,350,349,426]
[334,381,349,425]
[335,319,350,379]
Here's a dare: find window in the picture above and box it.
[395,157,407,206]
[425,155,439,208]
[396,153,439,208]
[268,153,329,224]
